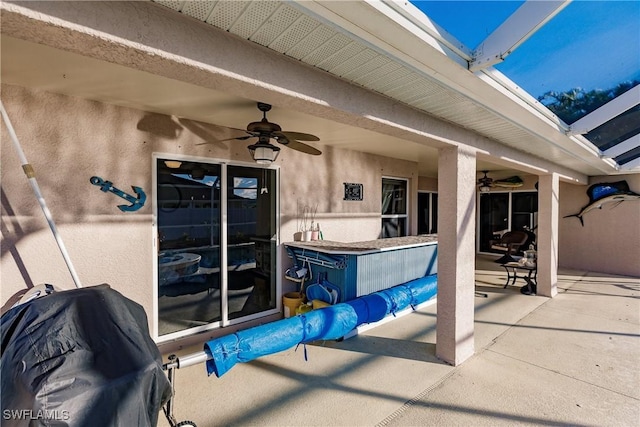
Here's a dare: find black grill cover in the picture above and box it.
[1,284,171,427]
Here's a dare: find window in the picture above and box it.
[155,157,278,340]
[381,177,408,238]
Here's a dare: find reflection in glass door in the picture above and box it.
[381,177,408,238]
[479,193,509,252]
[227,165,277,321]
[156,158,277,339]
[512,192,538,233]
[478,191,538,254]
[418,192,438,234]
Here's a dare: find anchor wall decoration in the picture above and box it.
[90,176,146,212]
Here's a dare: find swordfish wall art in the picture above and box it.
[564,180,640,226]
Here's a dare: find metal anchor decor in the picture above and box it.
[90,176,146,212]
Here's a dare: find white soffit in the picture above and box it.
[150,0,616,175]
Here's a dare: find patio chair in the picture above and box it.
[490,230,528,264]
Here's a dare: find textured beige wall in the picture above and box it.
[279,146,418,244]
[559,175,640,277]
[418,176,437,192]
[1,85,418,318]
[2,85,157,313]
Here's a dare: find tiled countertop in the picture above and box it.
[284,234,437,255]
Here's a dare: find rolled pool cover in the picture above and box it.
[204,274,437,377]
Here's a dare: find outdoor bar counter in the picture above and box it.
[284,235,437,302]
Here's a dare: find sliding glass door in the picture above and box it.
[478,191,537,254]
[156,158,277,339]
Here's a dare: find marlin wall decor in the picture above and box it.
[564,180,640,226]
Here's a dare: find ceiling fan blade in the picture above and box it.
[285,140,322,156]
[274,134,290,145]
[230,135,255,141]
[195,134,255,145]
[276,131,320,142]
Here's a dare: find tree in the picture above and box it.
[538,80,639,124]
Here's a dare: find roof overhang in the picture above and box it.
[1,0,631,179]
[290,0,621,175]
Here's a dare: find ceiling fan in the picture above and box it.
[197,102,321,163]
[478,170,493,193]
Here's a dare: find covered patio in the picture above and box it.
[1,3,638,424]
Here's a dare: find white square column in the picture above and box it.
[537,173,559,297]
[436,146,476,365]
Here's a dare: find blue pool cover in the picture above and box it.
[204,274,437,377]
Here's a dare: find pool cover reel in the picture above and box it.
[204,274,437,377]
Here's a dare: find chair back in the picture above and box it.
[501,231,528,246]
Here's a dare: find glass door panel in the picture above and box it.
[227,166,277,320]
[157,159,222,336]
[431,194,438,234]
[512,192,538,232]
[418,192,438,235]
[381,178,408,238]
[418,192,430,235]
[479,193,509,252]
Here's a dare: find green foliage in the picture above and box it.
[538,80,639,124]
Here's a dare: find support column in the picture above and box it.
[436,146,476,365]
[537,173,559,297]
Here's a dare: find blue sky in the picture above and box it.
[172,174,258,199]
[411,1,640,97]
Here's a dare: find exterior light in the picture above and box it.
[248,142,280,165]
[479,184,491,193]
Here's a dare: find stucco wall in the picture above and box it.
[1,85,418,321]
[418,176,437,192]
[279,145,418,245]
[559,175,640,277]
[2,85,160,313]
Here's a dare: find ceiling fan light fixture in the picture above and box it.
[248,142,280,165]
[478,170,493,193]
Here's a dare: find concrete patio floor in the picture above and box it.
[159,257,639,426]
